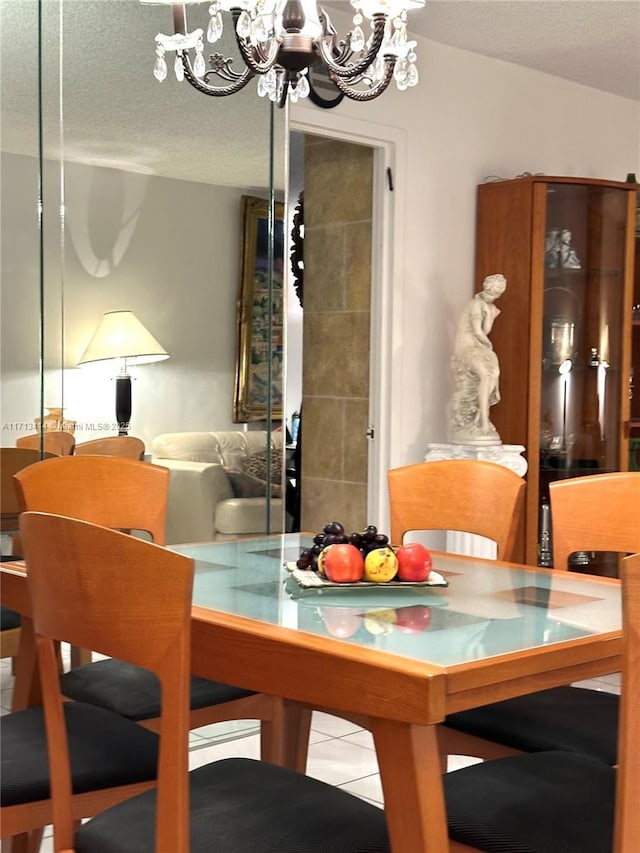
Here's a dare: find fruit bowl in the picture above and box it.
[284,562,448,591]
[294,521,439,586]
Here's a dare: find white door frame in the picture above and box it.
[289,106,407,530]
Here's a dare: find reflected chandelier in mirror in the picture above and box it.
[142,0,424,107]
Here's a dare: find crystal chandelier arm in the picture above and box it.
[318,13,386,79]
[235,36,281,75]
[329,56,395,101]
[180,51,255,96]
[230,8,281,75]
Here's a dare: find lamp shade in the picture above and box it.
[78,311,169,367]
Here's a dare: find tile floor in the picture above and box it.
[1,652,621,853]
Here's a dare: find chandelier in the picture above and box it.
[142,1,425,107]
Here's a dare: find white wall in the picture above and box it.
[1,152,256,449]
[293,35,640,477]
[2,33,638,471]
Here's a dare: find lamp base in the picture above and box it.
[115,374,132,436]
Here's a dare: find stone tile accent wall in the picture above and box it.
[300,136,373,534]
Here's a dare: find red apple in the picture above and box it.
[322,544,365,583]
[320,606,361,639]
[395,543,432,582]
[394,605,432,634]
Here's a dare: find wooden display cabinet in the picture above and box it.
[630,227,640,470]
[474,176,636,570]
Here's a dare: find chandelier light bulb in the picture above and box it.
[144,0,425,107]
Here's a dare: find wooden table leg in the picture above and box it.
[372,719,449,853]
[277,700,312,773]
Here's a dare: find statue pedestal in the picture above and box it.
[424,442,527,560]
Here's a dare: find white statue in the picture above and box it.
[559,229,581,269]
[544,228,560,268]
[450,273,507,445]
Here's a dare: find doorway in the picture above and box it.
[287,119,397,535]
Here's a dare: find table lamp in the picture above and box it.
[78,310,169,435]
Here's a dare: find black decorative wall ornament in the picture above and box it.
[290,192,304,308]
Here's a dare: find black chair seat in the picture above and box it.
[1,702,158,807]
[75,757,390,853]
[0,606,21,631]
[444,750,614,853]
[444,685,619,764]
[60,659,256,721]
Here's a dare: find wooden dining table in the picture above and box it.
[2,533,623,852]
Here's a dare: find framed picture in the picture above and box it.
[233,195,285,422]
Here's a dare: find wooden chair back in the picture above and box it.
[615,551,640,851]
[74,436,145,460]
[16,431,75,456]
[549,472,640,570]
[20,512,194,852]
[14,455,169,545]
[388,460,525,561]
[1,448,56,532]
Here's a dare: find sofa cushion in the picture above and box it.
[242,450,282,482]
[215,498,284,535]
[226,469,282,499]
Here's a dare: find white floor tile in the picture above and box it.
[447,754,484,772]
[306,736,379,786]
[341,729,376,750]
[340,773,384,804]
[190,719,260,741]
[310,711,363,738]
[38,836,54,853]
[572,676,621,695]
[188,733,261,769]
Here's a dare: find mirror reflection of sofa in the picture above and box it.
[151,431,285,544]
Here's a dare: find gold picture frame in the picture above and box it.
[233,195,285,422]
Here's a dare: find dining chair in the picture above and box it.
[387,459,525,559]
[22,512,390,853]
[1,448,56,671]
[1,558,159,853]
[13,455,287,765]
[74,436,145,460]
[15,431,75,456]
[550,471,640,571]
[444,551,640,853]
[440,471,640,767]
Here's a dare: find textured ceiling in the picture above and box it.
[407,0,640,102]
[1,0,638,189]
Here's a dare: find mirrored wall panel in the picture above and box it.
[1,0,287,543]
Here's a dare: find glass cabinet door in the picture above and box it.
[539,182,630,571]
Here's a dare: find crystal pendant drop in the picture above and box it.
[257,74,268,97]
[406,62,419,87]
[153,52,168,82]
[194,49,206,78]
[350,25,365,52]
[237,10,252,38]
[207,12,223,43]
[252,15,269,43]
[393,58,408,83]
[373,53,385,82]
[297,73,310,99]
[265,68,276,96]
[174,53,185,81]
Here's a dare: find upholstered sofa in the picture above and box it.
[151,431,285,544]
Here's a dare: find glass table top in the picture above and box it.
[171,534,621,668]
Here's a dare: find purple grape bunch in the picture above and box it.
[296,521,389,572]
